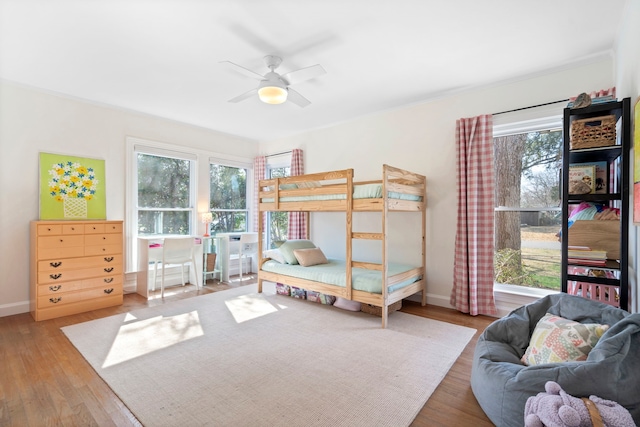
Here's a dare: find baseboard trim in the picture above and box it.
[0,300,30,317]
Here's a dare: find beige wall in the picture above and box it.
[0,82,258,316]
[260,59,616,310]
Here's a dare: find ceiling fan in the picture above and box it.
[221,55,326,108]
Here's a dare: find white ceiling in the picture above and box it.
[0,0,628,142]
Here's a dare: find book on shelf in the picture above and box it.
[567,245,607,260]
[567,249,607,259]
[568,165,595,194]
[567,258,607,267]
[570,162,607,194]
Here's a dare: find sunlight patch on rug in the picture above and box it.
[103,311,203,368]
[224,292,284,323]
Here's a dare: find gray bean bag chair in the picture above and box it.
[471,293,640,427]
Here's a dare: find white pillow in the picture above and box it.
[263,248,286,264]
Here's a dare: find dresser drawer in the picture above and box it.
[85,222,122,234]
[84,223,105,234]
[62,224,85,235]
[37,224,63,236]
[37,284,123,308]
[38,235,84,249]
[38,254,122,272]
[85,233,122,246]
[38,264,123,284]
[84,243,122,256]
[38,274,123,296]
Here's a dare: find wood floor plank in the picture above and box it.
[1,278,495,426]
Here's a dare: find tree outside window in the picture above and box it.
[209,164,247,233]
[267,166,290,247]
[494,129,563,290]
[137,153,192,235]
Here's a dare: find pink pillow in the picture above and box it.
[293,247,328,267]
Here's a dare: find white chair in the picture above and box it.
[160,237,198,297]
[238,233,259,281]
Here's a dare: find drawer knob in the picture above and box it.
[104,257,114,262]
[104,277,114,283]
[49,273,62,280]
[103,236,106,240]
[49,297,62,304]
[50,261,62,268]
[104,288,114,294]
[49,285,62,292]
[104,267,114,273]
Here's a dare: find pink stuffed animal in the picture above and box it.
[524,381,635,427]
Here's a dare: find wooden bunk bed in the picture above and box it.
[257,164,427,328]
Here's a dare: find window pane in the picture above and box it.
[210,165,246,210]
[138,210,191,235]
[268,166,290,247]
[209,164,248,233]
[494,130,562,290]
[138,153,191,208]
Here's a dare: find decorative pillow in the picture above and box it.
[333,297,362,312]
[293,247,328,267]
[521,313,609,366]
[263,248,286,264]
[278,240,316,264]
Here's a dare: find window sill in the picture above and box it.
[493,283,559,318]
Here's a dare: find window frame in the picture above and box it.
[492,107,563,301]
[208,157,253,234]
[265,153,291,249]
[125,137,254,273]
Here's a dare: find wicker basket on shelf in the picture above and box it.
[360,300,402,317]
[570,115,616,149]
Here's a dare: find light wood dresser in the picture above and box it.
[30,220,124,321]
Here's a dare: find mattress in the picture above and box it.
[261,258,420,294]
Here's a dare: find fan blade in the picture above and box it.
[228,88,258,103]
[220,61,265,80]
[282,64,326,85]
[287,88,311,108]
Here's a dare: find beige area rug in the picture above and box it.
[62,284,476,427]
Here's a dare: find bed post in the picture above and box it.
[421,176,427,306]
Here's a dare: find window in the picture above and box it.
[493,123,563,291]
[137,152,194,235]
[267,165,290,248]
[209,163,249,233]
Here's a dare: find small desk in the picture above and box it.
[136,236,204,299]
[215,232,258,282]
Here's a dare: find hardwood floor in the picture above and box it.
[0,278,496,426]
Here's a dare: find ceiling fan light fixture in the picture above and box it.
[258,85,288,104]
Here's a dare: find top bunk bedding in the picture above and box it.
[258,164,426,213]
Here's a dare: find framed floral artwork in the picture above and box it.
[39,152,107,220]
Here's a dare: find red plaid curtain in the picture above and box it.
[450,115,497,316]
[253,156,266,232]
[287,149,308,239]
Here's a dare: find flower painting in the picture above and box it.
[39,153,106,219]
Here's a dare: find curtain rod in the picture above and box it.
[492,99,569,116]
[265,150,292,158]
